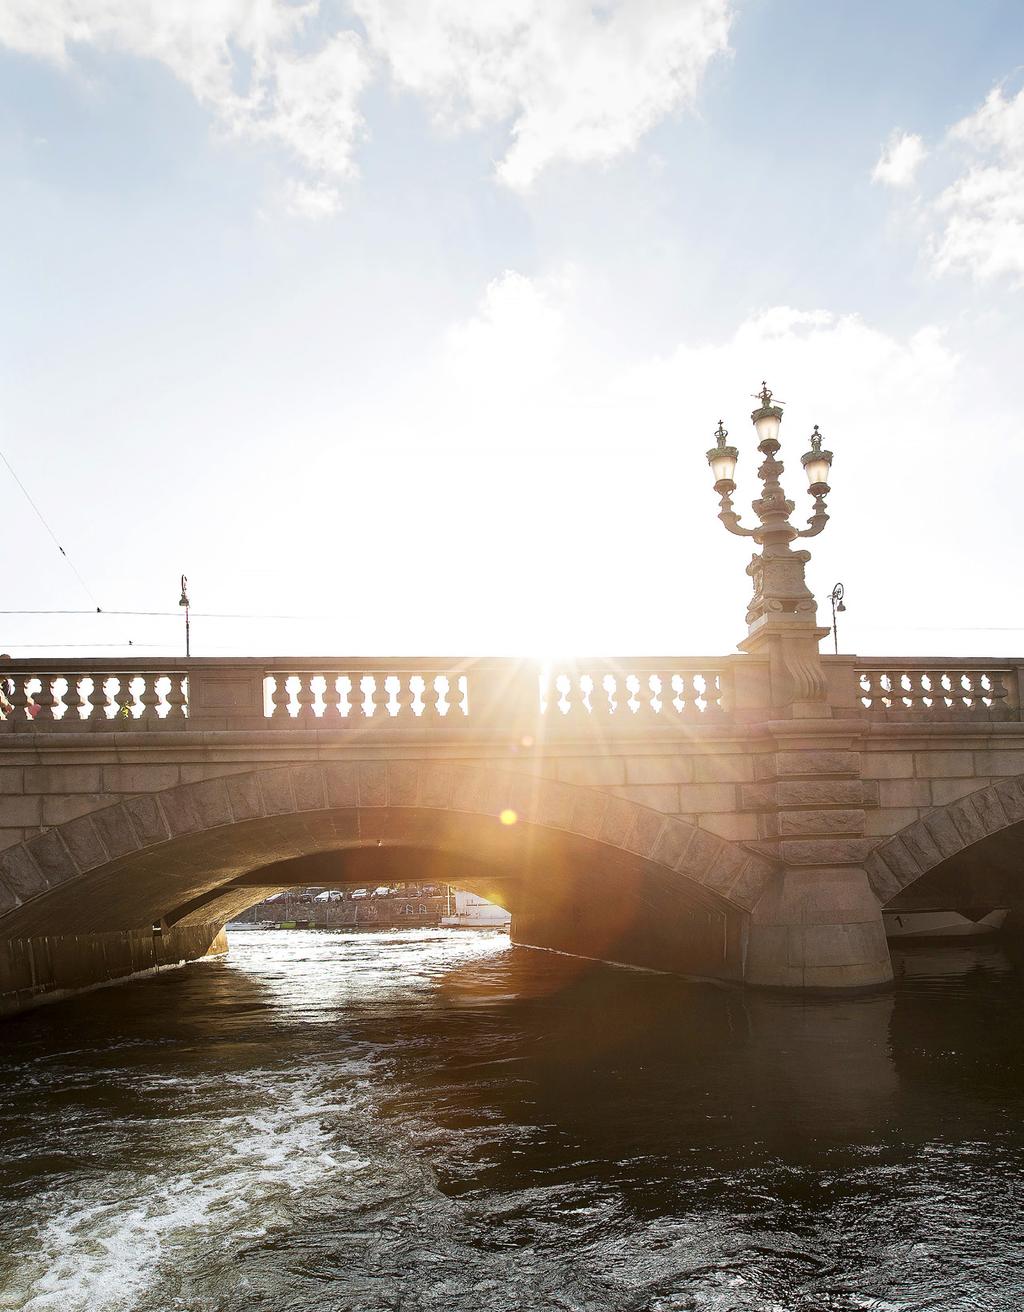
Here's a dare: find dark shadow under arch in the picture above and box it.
[865,773,1024,905]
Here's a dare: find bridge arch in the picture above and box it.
[865,773,1024,904]
[0,763,775,981]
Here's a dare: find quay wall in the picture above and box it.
[0,922,226,1018]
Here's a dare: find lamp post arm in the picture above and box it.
[796,512,829,539]
[716,486,758,537]
[719,510,758,537]
[796,490,829,539]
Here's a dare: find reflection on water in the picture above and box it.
[1,929,1023,1311]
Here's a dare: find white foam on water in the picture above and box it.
[1,1067,375,1312]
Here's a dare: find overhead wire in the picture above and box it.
[1,643,165,649]
[0,609,334,619]
[0,450,104,611]
[2,611,1024,634]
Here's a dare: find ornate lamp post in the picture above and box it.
[829,582,846,655]
[705,384,835,716]
[178,574,191,658]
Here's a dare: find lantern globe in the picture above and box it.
[706,419,739,487]
[750,382,783,446]
[708,448,739,484]
[801,425,833,488]
[752,410,781,444]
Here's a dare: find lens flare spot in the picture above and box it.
[499,809,518,826]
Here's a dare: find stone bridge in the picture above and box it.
[1,652,1023,1015]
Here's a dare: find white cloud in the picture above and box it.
[871,130,926,188]
[0,1,371,209]
[932,84,1024,281]
[0,1,732,206]
[354,0,732,190]
[259,33,371,180]
[933,162,1024,281]
[611,307,959,473]
[950,82,1024,156]
[443,269,569,396]
[878,80,1024,284]
[436,270,960,465]
[284,179,345,219]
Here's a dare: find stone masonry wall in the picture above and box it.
[1,730,1023,869]
[0,739,770,857]
[861,733,1024,839]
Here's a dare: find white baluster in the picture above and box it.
[33,675,57,722]
[591,673,614,715]
[88,675,110,721]
[423,674,445,717]
[62,674,85,722]
[636,673,658,718]
[444,674,464,718]
[347,674,365,720]
[366,676,388,718]
[395,676,414,719]
[659,673,679,718]
[139,674,161,721]
[295,673,316,723]
[270,673,291,719]
[166,674,188,720]
[323,674,343,720]
[704,671,724,714]
[5,674,31,721]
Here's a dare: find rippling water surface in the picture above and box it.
[1,928,1023,1311]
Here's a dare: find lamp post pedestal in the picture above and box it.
[739,616,833,719]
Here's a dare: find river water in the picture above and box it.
[1,928,1023,1312]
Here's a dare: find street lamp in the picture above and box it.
[706,420,739,485]
[829,582,846,655]
[705,383,835,624]
[178,574,191,658]
[705,383,836,712]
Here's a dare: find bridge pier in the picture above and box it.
[745,868,891,990]
[740,728,893,989]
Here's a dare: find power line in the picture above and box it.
[0,609,332,620]
[3,612,1024,635]
[0,642,343,652]
[855,632,1024,637]
[0,643,165,649]
[0,449,104,610]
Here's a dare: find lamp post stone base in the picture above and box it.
[739,619,833,720]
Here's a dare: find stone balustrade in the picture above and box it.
[0,655,1020,732]
[0,670,188,723]
[266,670,467,721]
[542,665,724,718]
[855,660,1016,719]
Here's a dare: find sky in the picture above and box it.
[1,0,1023,659]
